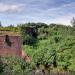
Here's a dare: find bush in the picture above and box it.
[0,56,32,75]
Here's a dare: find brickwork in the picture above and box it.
[0,35,22,57]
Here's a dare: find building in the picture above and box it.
[0,31,30,62]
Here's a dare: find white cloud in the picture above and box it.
[35,2,75,25]
[0,0,75,26]
[0,3,23,13]
[16,2,75,26]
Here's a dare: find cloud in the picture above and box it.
[0,3,23,13]
[49,13,75,25]
[0,0,75,26]
[33,2,75,25]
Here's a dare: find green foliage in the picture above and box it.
[0,23,75,72]
[18,23,38,45]
[0,56,32,74]
[22,23,75,71]
[0,26,18,32]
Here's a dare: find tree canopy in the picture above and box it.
[0,22,75,73]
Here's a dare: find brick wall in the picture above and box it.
[0,35,22,57]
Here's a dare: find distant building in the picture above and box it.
[0,31,30,62]
[0,31,22,57]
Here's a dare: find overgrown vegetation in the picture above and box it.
[0,56,32,75]
[0,20,75,74]
[19,23,75,72]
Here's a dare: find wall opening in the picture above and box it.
[5,35,11,47]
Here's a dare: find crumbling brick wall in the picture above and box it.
[0,35,22,57]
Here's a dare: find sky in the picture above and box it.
[0,0,75,26]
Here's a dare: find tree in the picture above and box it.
[8,24,14,27]
[71,17,75,27]
[23,23,75,71]
[18,23,38,45]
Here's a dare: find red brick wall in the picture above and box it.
[0,36,22,57]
